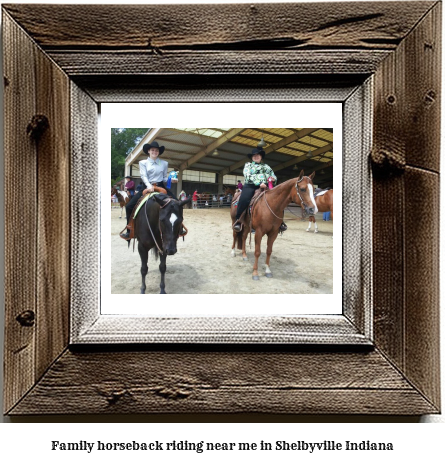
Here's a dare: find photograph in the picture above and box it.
[110,127,335,296]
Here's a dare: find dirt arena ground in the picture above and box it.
[110,206,333,294]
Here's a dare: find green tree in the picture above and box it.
[111,128,149,185]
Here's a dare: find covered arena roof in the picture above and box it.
[126,128,334,184]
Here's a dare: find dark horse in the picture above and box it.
[230,171,317,280]
[134,193,190,294]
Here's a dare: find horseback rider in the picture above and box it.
[124,176,135,196]
[232,148,287,232]
[120,141,186,240]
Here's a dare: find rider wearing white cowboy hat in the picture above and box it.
[232,147,287,232]
[120,140,186,240]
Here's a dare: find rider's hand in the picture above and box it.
[260,183,267,189]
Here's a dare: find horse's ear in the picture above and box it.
[298,169,305,181]
[178,196,192,207]
[309,171,315,181]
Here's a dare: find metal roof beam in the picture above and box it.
[219,128,319,176]
[179,128,245,171]
[272,143,333,173]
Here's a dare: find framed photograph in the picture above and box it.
[3,2,440,415]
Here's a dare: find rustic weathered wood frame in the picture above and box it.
[2,2,440,415]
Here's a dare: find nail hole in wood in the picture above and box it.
[27,114,49,141]
[16,310,35,327]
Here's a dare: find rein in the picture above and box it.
[144,200,164,255]
[247,179,310,246]
[144,197,185,254]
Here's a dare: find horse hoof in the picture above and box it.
[265,273,273,278]
[306,228,310,232]
[252,275,259,281]
[314,230,318,234]
[231,251,236,257]
[140,290,145,294]
[243,257,248,261]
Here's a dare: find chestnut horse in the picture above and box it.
[230,171,317,280]
[223,186,236,196]
[197,192,213,207]
[111,186,131,219]
[306,189,333,233]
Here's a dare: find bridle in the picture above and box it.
[144,197,185,255]
[295,176,310,215]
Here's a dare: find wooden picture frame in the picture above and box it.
[2,2,440,415]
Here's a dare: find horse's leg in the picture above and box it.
[159,252,167,294]
[138,243,148,294]
[231,230,237,257]
[242,227,249,261]
[230,208,237,257]
[252,230,263,280]
[265,229,279,278]
[306,216,314,232]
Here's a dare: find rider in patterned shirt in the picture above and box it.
[233,148,287,232]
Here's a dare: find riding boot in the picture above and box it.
[120,229,130,240]
[180,222,188,236]
[279,222,288,232]
[233,220,242,232]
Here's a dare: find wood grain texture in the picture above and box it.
[2,2,435,49]
[3,12,38,414]
[404,167,440,408]
[404,2,441,172]
[80,77,361,103]
[8,349,437,415]
[342,81,372,336]
[35,34,71,382]
[46,50,390,76]
[372,3,441,411]
[74,316,370,345]
[70,83,99,338]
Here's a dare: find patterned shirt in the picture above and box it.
[139,157,168,189]
[243,161,277,186]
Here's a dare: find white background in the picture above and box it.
[0,0,444,462]
[101,103,342,314]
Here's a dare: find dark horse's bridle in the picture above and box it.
[144,197,185,255]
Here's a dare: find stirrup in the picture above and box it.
[179,224,188,237]
[120,230,130,241]
[233,221,242,232]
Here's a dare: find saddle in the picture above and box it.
[233,187,267,230]
[120,184,167,241]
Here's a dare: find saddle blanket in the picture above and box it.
[231,200,253,215]
[133,192,161,219]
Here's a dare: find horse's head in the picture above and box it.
[292,170,318,216]
[111,186,118,195]
[154,194,191,255]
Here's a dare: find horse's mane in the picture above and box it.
[273,176,310,192]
